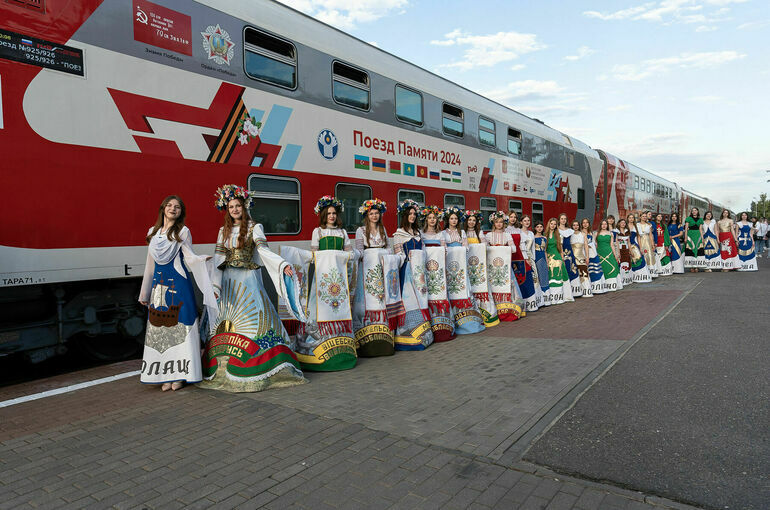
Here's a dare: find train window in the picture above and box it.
[444,193,465,210]
[247,174,301,234]
[647,181,651,193]
[480,197,497,230]
[508,200,523,214]
[395,85,423,126]
[244,28,297,89]
[577,188,585,210]
[507,128,522,155]
[336,183,372,233]
[442,103,464,138]
[479,117,496,147]
[531,202,544,223]
[397,189,425,207]
[565,152,575,168]
[634,175,639,189]
[640,178,645,192]
[332,61,370,111]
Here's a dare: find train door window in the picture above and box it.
[531,202,544,223]
[508,200,522,214]
[647,181,651,193]
[244,28,297,89]
[577,188,585,210]
[640,177,645,192]
[634,175,639,189]
[444,193,465,210]
[442,103,464,138]
[395,85,423,126]
[247,175,301,234]
[480,197,497,230]
[479,117,496,147]
[507,128,522,155]
[336,182,371,233]
[332,61,370,110]
[397,189,425,207]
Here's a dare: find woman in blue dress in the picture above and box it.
[667,213,685,274]
[532,221,551,305]
[558,213,583,297]
[139,195,218,391]
[701,211,721,272]
[393,199,434,349]
[736,212,758,271]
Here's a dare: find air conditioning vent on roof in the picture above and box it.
[5,0,45,12]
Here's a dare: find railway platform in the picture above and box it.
[1,259,767,510]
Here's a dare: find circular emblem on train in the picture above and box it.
[317,129,338,160]
[201,25,235,66]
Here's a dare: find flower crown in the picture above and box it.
[314,195,344,215]
[465,210,483,221]
[419,205,444,221]
[358,198,387,215]
[397,199,420,215]
[443,206,467,223]
[488,211,509,224]
[214,184,252,211]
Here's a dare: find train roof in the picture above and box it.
[199,0,600,160]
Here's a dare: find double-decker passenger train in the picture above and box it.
[0,0,732,361]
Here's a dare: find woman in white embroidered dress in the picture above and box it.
[139,195,218,391]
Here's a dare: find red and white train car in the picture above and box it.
[0,0,726,361]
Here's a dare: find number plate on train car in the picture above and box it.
[0,28,84,76]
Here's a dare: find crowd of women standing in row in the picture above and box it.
[137,186,760,393]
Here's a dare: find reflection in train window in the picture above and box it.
[336,182,371,233]
[248,174,301,234]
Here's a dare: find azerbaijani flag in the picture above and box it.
[417,165,427,178]
[429,170,440,180]
[403,163,415,177]
[452,171,461,183]
[372,158,386,172]
[389,160,401,174]
[354,155,370,170]
[441,169,451,182]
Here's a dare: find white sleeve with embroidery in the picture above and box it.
[179,227,218,327]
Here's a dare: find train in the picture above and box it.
[0,0,732,362]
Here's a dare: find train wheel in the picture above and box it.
[71,333,142,362]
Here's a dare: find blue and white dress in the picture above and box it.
[393,228,434,350]
[559,228,583,298]
[736,221,758,271]
[442,229,485,334]
[701,219,722,270]
[668,223,685,274]
[533,236,551,303]
[586,233,608,294]
[139,226,218,385]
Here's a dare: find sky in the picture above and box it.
[277,0,769,210]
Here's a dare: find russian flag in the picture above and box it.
[372,158,386,172]
[21,39,34,46]
[429,170,440,180]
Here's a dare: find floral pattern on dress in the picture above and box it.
[488,257,508,287]
[318,267,347,311]
[425,259,445,295]
[364,262,385,303]
[413,264,428,296]
[446,260,466,294]
[468,255,486,286]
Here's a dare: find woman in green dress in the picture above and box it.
[543,218,572,305]
[684,207,705,272]
[595,219,622,292]
[295,195,357,371]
